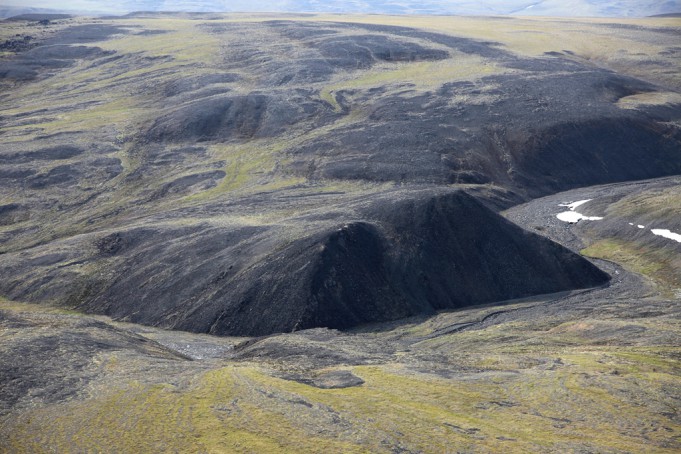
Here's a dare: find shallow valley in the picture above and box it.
[0,12,680,453]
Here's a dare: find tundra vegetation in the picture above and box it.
[0,12,679,453]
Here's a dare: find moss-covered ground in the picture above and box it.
[1,285,679,453]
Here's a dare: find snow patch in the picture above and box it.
[559,199,592,210]
[651,229,681,243]
[556,199,603,224]
[555,198,681,244]
[557,211,603,223]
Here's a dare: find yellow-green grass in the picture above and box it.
[0,19,223,139]
[95,20,222,64]
[183,141,295,203]
[0,17,79,58]
[4,13,677,186]
[2,296,679,453]
[180,107,379,204]
[1,287,679,453]
[188,14,680,59]
[319,55,507,113]
[24,99,149,135]
[0,295,84,316]
[606,187,681,220]
[582,239,680,291]
[304,14,681,58]
[3,351,679,453]
[297,14,681,91]
[580,188,681,295]
[617,92,681,110]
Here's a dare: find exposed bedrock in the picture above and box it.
[0,190,608,336]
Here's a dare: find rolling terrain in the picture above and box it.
[1,1,680,18]
[0,12,680,453]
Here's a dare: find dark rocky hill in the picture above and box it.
[0,188,608,335]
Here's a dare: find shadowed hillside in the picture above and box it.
[0,188,608,335]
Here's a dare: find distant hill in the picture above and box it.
[5,13,72,21]
[2,0,681,18]
[0,7,65,20]
[650,12,681,17]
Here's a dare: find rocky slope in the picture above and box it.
[2,188,608,336]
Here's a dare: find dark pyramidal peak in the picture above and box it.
[0,189,609,336]
[0,16,679,336]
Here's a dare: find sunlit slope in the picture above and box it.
[578,182,681,293]
[1,284,679,453]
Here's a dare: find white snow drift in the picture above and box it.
[556,199,603,223]
[651,229,681,243]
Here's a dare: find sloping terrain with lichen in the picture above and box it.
[0,12,680,452]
